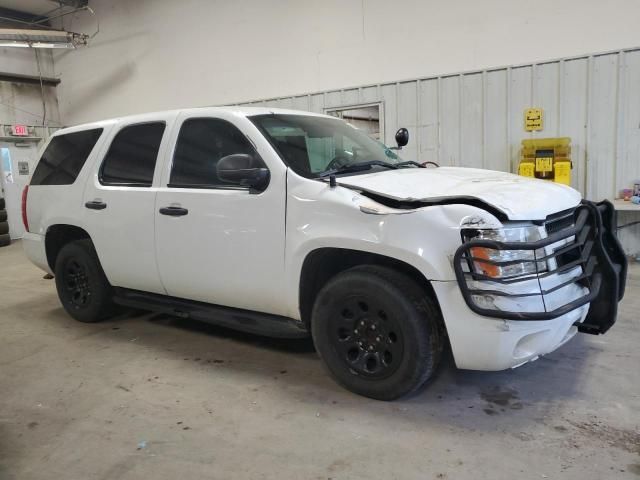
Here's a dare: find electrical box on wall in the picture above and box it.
[524,108,543,132]
[518,137,572,185]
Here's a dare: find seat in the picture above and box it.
[275,136,311,175]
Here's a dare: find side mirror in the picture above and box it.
[395,128,409,148]
[217,154,270,193]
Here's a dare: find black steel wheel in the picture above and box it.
[312,265,444,400]
[62,258,92,308]
[328,296,404,380]
[54,239,116,322]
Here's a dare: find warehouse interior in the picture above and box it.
[1,1,639,479]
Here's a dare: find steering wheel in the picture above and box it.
[325,155,351,171]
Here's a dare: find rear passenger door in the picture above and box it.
[83,120,170,294]
[154,113,287,315]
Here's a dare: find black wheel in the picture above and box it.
[0,221,8,235]
[0,210,6,223]
[311,265,443,400]
[54,239,116,323]
[0,233,10,247]
[0,197,4,209]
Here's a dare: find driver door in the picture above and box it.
[154,113,287,315]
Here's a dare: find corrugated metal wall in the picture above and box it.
[237,48,640,255]
[238,48,640,198]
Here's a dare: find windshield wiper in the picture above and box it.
[318,160,398,178]
[395,160,425,168]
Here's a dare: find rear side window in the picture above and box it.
[100,122,166,186]
[30,128,103,185]
[169,118,258,188]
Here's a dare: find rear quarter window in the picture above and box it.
[30,128,103,186]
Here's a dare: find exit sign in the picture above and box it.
[11,124,29,136]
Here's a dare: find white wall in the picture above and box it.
[0,47,60,126]
[54,0,640,125]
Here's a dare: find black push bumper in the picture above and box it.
[453,200,627,334]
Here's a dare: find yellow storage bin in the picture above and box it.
[519,137,572,185]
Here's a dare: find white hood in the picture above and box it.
[338,166,581,221]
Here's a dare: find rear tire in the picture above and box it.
[0,198,4,209]
[311,265,443,401]
[0,233,10,247]
[0,210,7,223]
[54,239,116,323]
[0,221,8,235]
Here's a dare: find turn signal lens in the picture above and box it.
[470,246,501,278]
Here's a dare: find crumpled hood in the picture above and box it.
[338,166,582,220]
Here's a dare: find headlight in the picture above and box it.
[461,225,547,279]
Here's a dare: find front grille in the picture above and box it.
[544,208,576,235]
[544,208,578,267]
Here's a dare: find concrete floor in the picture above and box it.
[0,240,639,480]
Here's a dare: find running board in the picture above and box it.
[113,288,309,339]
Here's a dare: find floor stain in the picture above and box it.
[480,386,522,413]
[480,386,519,406]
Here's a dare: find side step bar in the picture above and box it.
[113,288,309,339]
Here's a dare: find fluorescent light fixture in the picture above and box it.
[0,28,89,49]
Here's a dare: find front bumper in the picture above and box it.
[453,200,627,335]
[431,280,589,370]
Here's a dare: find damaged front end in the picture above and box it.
[453,200,627,335]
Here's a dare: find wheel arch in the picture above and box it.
[45,224,92,271]
[298,247,444,331]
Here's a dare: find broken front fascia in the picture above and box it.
[344,184,588,319]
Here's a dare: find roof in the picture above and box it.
[53,106,333,136]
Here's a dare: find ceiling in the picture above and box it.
[0,0,65,16]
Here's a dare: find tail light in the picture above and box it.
[21,185,29,232]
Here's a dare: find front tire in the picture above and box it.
[54,239,116,323]
[311,265,443,400]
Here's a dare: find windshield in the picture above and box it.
[250,114,404,178]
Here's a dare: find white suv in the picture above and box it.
[22,107,627,400]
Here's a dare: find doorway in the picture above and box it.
[325,103,383,141]
[0,143,40,239]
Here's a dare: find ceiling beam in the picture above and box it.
[57,0,88,7]
[0,71,60,87]
[0,7,48,27]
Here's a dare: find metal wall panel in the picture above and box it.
[559,58,588,192]
[485,69,508,172]
[237,48,640,254]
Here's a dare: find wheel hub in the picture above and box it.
[331,298,403,379]
[353,318,385,353]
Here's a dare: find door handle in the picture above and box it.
[85,200,107,210]
[159,206,189,216]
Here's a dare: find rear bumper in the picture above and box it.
[22,232,51,275]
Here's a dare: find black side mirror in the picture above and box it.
[217,154,270,193]
[395,128,409,148]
